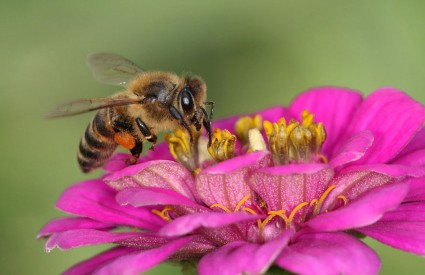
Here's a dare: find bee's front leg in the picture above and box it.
[135,117,157,150]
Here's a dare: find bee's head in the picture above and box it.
[177,76,207,117]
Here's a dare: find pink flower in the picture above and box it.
[39,87,425,275]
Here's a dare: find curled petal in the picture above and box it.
[45,229,140,252]
[159,212,264,237]
[276,232,380,275]
[329,130,374,168]
[342,88,425,164]
[307,182,408,231]
[289,87,363,157]
[116,187,208,210]
[56,179,164,230]
[38,217,113,238]
[103,143,174,173]
[104,160,198,201]
[198,229,293,275]
[94,237,192,275]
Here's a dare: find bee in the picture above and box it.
[46,53,214,173]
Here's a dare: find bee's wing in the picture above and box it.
[45,97,143,118]
[86,53,145,87]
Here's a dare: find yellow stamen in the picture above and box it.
[234,195,251,212]
[268,210,290,226]
[337,195,348,206]
[242,207,258,215]
[193,168,202,176]
[319,154,329,164]
[210,204,231,213]
[207,128,236,162]
[313,185,336,216]
[264,110,327,165]
[210,195,252,213]
[310,199,318,207]
[234,115,263,146]
[152,206,174,222]
[288,202,309,226]
[165,128,199,171]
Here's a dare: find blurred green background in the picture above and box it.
[1,0,424,274]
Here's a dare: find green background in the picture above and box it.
[1,1,424,274]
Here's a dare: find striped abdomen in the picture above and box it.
[78,108,117,173]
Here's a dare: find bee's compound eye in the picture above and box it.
[180,88,194,114]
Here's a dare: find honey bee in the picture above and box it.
[46,53,213,173]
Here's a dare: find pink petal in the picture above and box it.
[45,229,140,252]
[378,201,425,222]
[198,230,293,275]
[250,164,333,212]
[56,179,164,230]
[342,88,425,164]
[104,160,198,201]
[116,187,208,210]
[196,150,271,210]
[393,127,425,160]
[38,217,112,238]
[159,212,264,237]
[405,177,425,201]
[94,237,192,275]
[355,203,425,254]
[322,170,394,209]
[340,163,425,178]
[391,149,425,166]
[329,130,374,168]
[276,232,380,275]
[307,182,409,231]
[64,246,137,275]
[289,87,363,157]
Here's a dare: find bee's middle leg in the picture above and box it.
[135,117,157,150]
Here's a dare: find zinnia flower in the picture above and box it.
[39,87,425,275]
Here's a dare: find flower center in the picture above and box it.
[263,110,327,165]
[207,128,236,162]
[165,110,327,169]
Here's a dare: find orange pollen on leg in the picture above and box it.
[152,206,174,222]
[114,132,136,150]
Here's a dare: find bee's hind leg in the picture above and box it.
[128,140,143,165]
[135,117,157,151]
